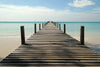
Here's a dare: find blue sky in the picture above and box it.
[0,0,100,22]
[0,0,99,10]
[0,0,69,10]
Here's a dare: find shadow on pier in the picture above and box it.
[0,22,100,66]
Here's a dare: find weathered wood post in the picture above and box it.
[80,26,85,45]
[64,24,66,33]
[20,26,25,45]
[39,24,41,30]
[42,23,44,28]
[59,24,61,30]
[34,24,36,33]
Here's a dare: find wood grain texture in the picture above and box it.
[0,22,100,67]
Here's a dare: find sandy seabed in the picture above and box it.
[0,37,21,60]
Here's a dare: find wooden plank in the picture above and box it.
[0,22,100,66]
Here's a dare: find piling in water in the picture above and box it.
[20,26,25,45]
[34,24,36,33]
[57,23,58,28]
[64,24,66,33]
[80,26,85,45]
[39,24,41,30]
[42,23,44,28]
[59,24,61,30]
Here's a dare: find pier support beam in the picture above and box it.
[39,24,41,30]
[64,24,66,33]
[34,24,36,33]
[80,26,85,45]
[42,23,44,28]
[59,24,61,30]
[20,26,25,45]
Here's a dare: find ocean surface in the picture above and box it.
[0,22,100,59]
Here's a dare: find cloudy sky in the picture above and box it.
[0,0,100,22]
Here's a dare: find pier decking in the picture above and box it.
[0,22,100,67]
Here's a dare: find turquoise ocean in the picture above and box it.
[0,22,100,59]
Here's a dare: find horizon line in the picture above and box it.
[0,21,100,23]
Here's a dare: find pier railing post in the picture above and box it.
[80,26,85,45]
[42,23,44,28]
[59,24,61,30]
[39,24,41,30]
[34,24,36,33]
[20,26,25,45]
[64,24,66,33]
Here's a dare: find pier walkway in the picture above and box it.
[0,22,100,67]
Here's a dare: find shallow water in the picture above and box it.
[58,22,100,44]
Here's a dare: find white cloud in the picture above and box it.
[0,4,55,21]
[0,4,100,22]
[68,0,95,8]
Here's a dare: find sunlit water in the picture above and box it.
[0,22,100,60]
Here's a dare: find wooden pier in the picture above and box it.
[0,22,100,67]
